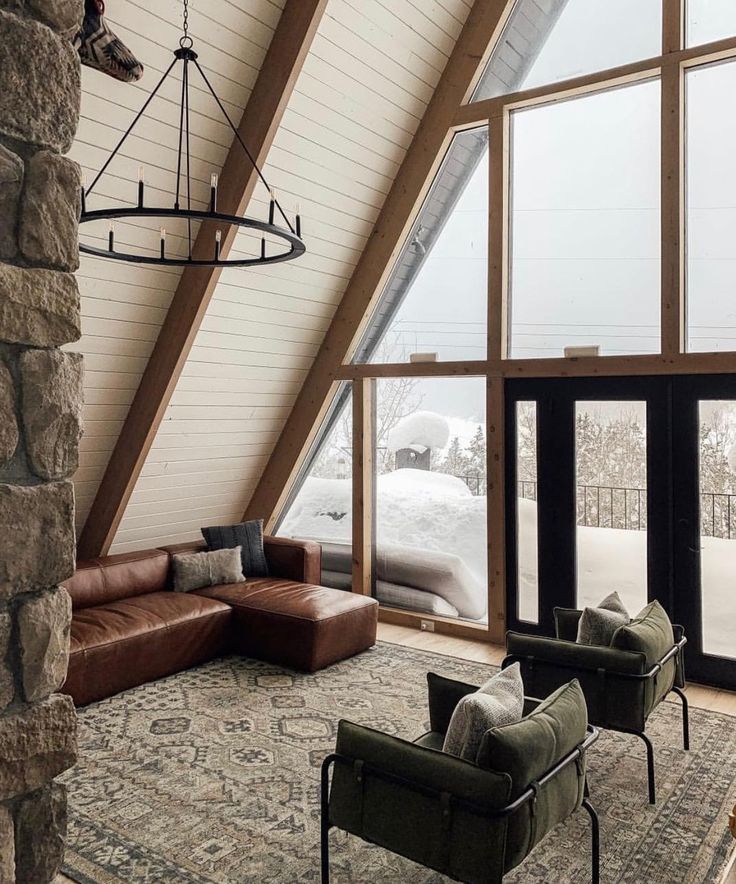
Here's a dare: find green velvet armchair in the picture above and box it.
[320,675,600,884]
[504,604,688,805]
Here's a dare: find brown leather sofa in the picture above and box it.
[62,536,378,707]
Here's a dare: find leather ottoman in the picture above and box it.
[196,578,379,672]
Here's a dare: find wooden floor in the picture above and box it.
[56,622,736,884]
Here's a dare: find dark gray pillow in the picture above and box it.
[201,519,269,578]
[576,591,630,646]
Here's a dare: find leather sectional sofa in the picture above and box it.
[62,536,378,707]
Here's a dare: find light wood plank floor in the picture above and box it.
[55,622,736,884]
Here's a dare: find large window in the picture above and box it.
[355,128,488,364]
[278,388,352,560]
[686,60,736,353]
[473,0,661,101]
[373,377,488,622]
[509,81,661,358]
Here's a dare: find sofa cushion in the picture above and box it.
[70,591,232,652]
[195,578,378,671]
[65,592,232,707]
[63,549,170,611]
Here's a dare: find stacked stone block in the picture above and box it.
[0,1,83,880]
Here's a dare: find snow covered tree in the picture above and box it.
[441,436,469,476]
[465,425,486,478]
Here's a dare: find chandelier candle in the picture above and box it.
[210,173,218,212]
[296,203,301,238]
[215,229,222,261]
[108,221,114,252]
[138,166,145,208]
[268,191,276,226]
[160,227,166,260]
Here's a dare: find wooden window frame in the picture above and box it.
[337,0,736,643]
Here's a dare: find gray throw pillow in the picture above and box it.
[442,663,524,762]
[172,547,245,593]
[201,519,269,578]
[576,591,630,646]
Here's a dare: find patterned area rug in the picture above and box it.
[61,643,736,883]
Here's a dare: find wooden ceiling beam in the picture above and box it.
[77,0,328,559]
[244,0,514,529]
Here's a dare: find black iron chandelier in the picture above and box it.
[79,0,305,267]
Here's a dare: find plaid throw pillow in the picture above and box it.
[73,0,144,83]
[201,520,270,579]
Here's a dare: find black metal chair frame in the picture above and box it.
[320,725,600,884]
[503,634,689,805]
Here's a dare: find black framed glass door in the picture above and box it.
[505,376,673,637]
[506,373,736,690]
[673,375,736,689]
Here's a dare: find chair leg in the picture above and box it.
[636,732,656,804]
[321,817,330,884]
[320,755,335,884]
[671,686,690,751]
[581,798,600,884]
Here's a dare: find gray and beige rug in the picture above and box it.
[61,643,736,883]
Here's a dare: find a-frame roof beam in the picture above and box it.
[244,0,515,529]
[78,0,329,559]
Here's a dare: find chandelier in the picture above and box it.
[78,0,305,267]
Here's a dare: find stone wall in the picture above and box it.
[0,1,83,880]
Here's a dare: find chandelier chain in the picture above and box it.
[180,0,192,49]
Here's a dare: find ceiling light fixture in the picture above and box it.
[78,0,305,267]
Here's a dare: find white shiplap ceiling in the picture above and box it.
[68,0,473,554]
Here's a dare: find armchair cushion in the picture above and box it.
[611,599,674,669]
[442,664,524,761]
[477,679,587,798]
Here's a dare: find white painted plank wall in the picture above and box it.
[68,0,285,534]
[73,0,472,554]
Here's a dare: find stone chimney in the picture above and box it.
[0,1,83,880]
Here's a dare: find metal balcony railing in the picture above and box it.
[516,480,736,539]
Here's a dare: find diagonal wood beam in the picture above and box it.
[244,0,514,529]
[78,0,328,559]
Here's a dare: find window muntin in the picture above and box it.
[509,81,661,359]
[472,0,661,102]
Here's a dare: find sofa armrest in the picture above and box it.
[505,631,647,677]
[426,672,479,734]
[264,535,322,584]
